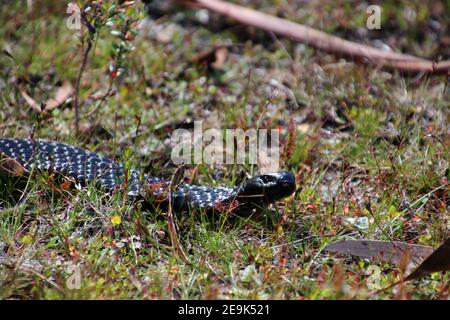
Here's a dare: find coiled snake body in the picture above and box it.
[0,139,296,212]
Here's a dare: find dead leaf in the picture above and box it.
[378,238,450,291]
[45,81,74,110]
[21,81,73,114]
[60,180,73,190]
[20,89,42,112]
[325,239,434,265]
[191,44,231,69]
[211,46,228,69]
[0,155,28,177]
[403,238,450,282]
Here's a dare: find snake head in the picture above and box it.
[236,172,296,204]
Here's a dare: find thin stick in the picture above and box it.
[167,165,190,264]
[73,6,96,137]
[74,39,92,137]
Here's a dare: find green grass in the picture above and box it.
[0,0,449,299]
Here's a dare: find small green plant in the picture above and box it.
[72,0,144,135]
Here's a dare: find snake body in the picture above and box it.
[0,139,296,212]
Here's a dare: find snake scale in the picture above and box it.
[0,138,296,212]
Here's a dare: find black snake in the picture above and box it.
[0,139,296,212]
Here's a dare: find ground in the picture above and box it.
[0,0,448,299]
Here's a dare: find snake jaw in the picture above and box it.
[236,172,296,204]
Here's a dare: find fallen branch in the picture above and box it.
[180,0,450,75]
